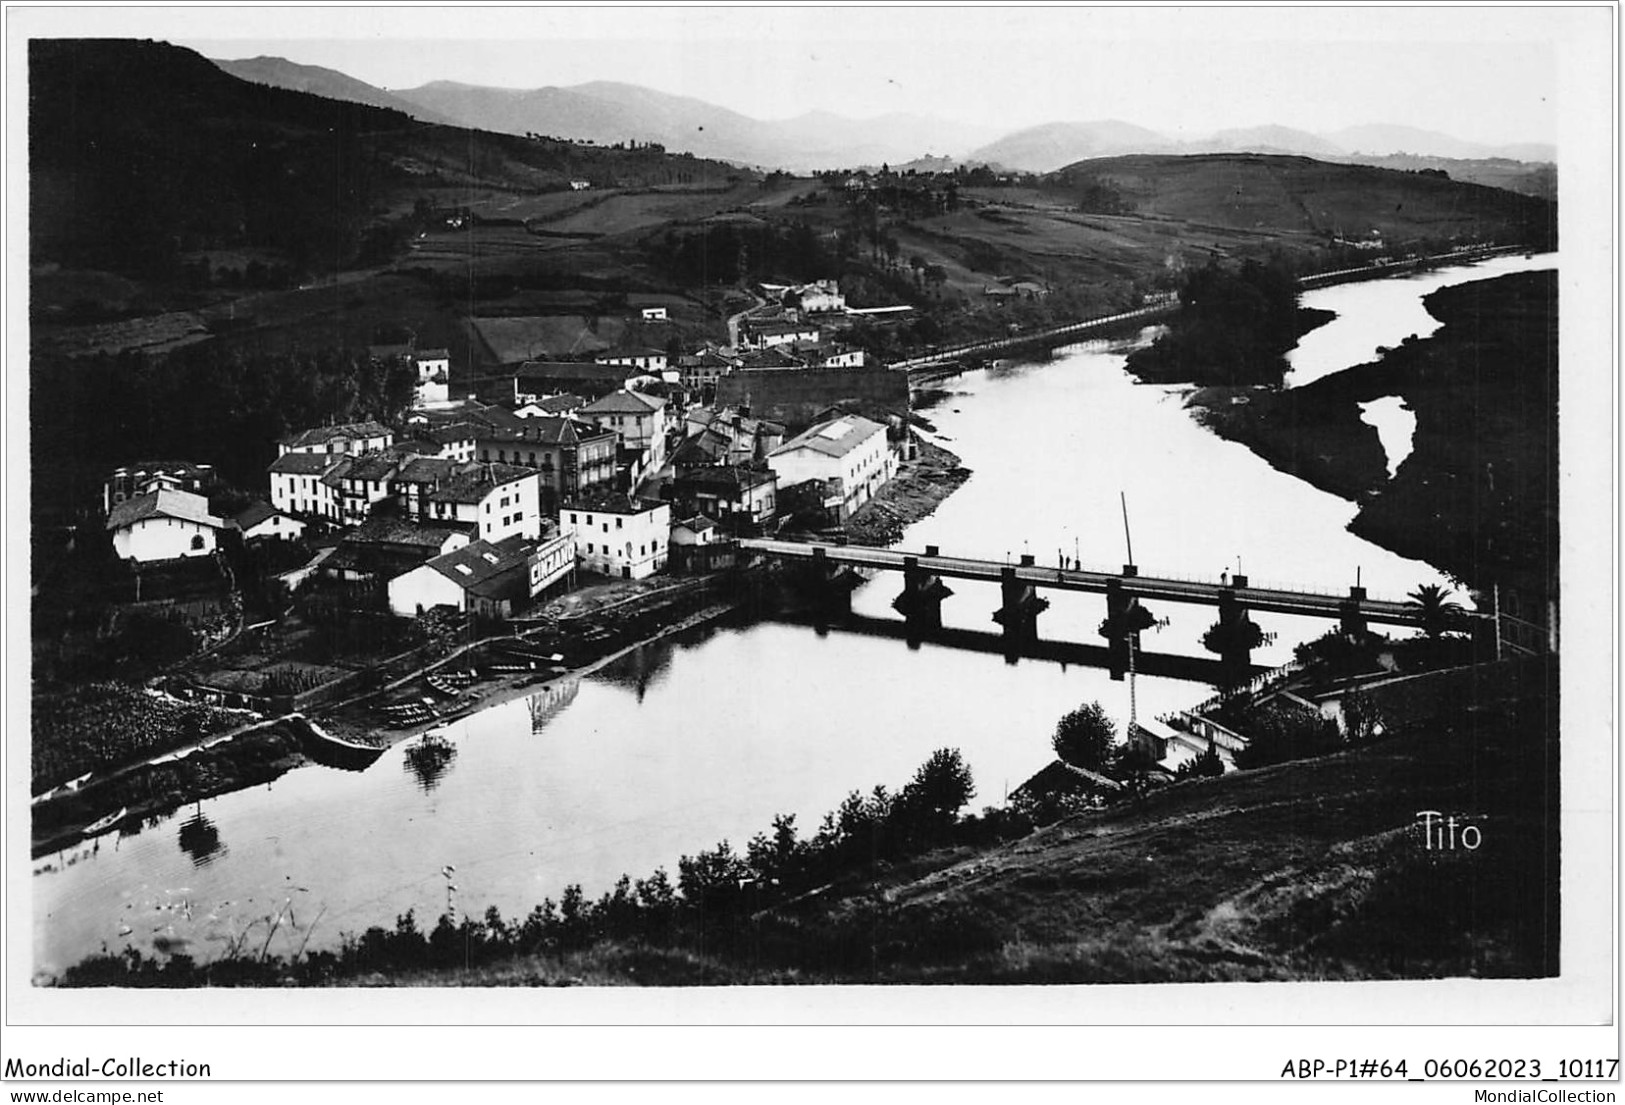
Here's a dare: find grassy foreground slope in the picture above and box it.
[394,659,1555,986]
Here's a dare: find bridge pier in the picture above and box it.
[1339,586,1368,638]
[892,554,954,633]
[1101,577,1158,680]
[992,559,1049,643]
[1214,589,1257,690]
[806,545,863,623]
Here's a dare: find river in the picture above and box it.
[32,257,1547,977]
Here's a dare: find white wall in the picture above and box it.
[478,476,542,543]
[113,517,219,562]
[561,503,672,579]
[242,514,306,542]
[270,471,337,521]
[388,564,467,618]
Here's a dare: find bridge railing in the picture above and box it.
[745,540,1416,608]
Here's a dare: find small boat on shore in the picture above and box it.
[82,807,127,836]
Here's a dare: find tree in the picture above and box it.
[1408,583,1465,640]
[1053,702,1116,770]
[902,748,976,828]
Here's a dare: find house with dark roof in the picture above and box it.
[323,452,404,527]
[231,501,306,543]
[269,451,343,521]
[107,489,226,562]
[670,465,777,534]
[669,514,734,572]
[322,515,472,583]
[386,534,538,620]
[513,361,641,402]
[423,463,543,544]
[735,345,808,371]
[677,347,739,391]
[470,406,617,502]
[277,420,393,457]
[559,493,672,580]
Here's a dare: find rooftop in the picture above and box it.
[280,420,392,450]
[268,452,341,477]
[425,535,537,598]
[107,488,224,532]
[581,390,667,416]
[770,414,887,460]
[562,491,670,517]
[675,465,777,493]
[427,463,536,505]
[231,501,283,531]
[347,514,471,550]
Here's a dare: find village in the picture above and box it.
[35,279,960,826]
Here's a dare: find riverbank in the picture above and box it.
[31,573,746,856]
[31,719,309,858]
[53,656,1558,986]
[844,440,972,548]
[1183,269,1556,592]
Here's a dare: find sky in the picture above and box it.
[14,5,1585,147]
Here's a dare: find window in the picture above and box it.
[570,514,577,524]
[587,543,595,554]
[190,534,205,551]
[616,518,623,530]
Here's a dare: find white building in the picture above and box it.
[768,414,896,522]
[560,496,672,580]
[581,390,669,454]
[268,452,341,521]
[424,464,543,544]
[594,347,668,375]
[278,420,393,458]
[742,320,820,350]
[386,535,537,620]
[107,489,226,562]
[413,348,451,408]
[640,306,668,322]
[232,501,306,543]
[789,279,846,314]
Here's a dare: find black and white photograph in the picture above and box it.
[3,1,1616,1085]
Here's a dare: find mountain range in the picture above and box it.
[210,54,1557,173]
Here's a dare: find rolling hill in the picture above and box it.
[965,119,1176,172]
[30,39,746,280]
[1327,123,1555,163]
[211,54,463,125]
[203,54,1556,181]
[1046,153,1555,245]
[390,78,998,171]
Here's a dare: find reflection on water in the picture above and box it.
[403,733,458,792]
[177,808,226,868]
[527,679,581,734]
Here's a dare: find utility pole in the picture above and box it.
[1119,492,1134,567]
